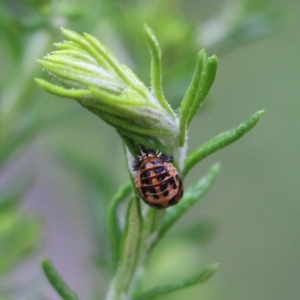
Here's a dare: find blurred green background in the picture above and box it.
[0,0,300,299]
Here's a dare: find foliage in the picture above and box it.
[36,25,263,300]
[0,0,279,299]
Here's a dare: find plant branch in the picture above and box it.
[108,181,133,271]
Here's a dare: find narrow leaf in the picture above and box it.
[98,111,172,139]
[39,57,119,90]
[135,264,218,300]
[144,24,174,117]
[81,97,174,149]
[83,32,133,87]
[89,86,154,108]
[179,50,206,146]
[77,92,147,123]
[54,41,84,52]
[186,55,218,128]
[108,182,133,271]
[61,28,111,70]
[35,78,91,98]
[41,258,79,300]
[183,110,264,178]
[50,49,97,63]
[160,163,220,238]
[78,32,148,99]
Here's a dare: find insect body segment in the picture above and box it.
[134,149,184,209]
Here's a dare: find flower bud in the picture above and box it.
[36,28,179,153]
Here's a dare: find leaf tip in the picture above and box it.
[252,110,265,123]
[60,27,68,36]
[199,263,219,281]
[209,263,219,271]
[60,27,78,40]
[40,256,52,271]
[197,48,207,61]
[207,54,219,67]
[35,78,53,92]
[143,23,151,34]
[212,162,221,173]
[196,49,206,65]
[257,109,265,116]
[34,78,44,87]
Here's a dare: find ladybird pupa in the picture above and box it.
[134,149,184,209]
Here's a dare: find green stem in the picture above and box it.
[107,197,142,300]
[130,208,165,299]
[140,208,165,257]
[108,181,133,271]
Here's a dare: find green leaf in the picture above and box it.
[114,197,142,294]
[87,89,172,141]
[134,264,218,300]
[50,49,97,63]
[183,110,264,178]
[54,41,85,52]
[83,31,132,85]
[37,58,121,93]
[179,51,218,146]
[37,59,93,86]
[186,54,218,128]
[77,90,148,123]
[179,50,206,146]
[37,28,179,153]
[41,258,80,300]
[144,24,175,117]
[99,112,172,140]
[89,86,151,108]
[59,29,148,98]
[160,163,220,238]
[35,78,91,99]
[79,100,172,150]
[108,182,133,271]
[61,28,112,70]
